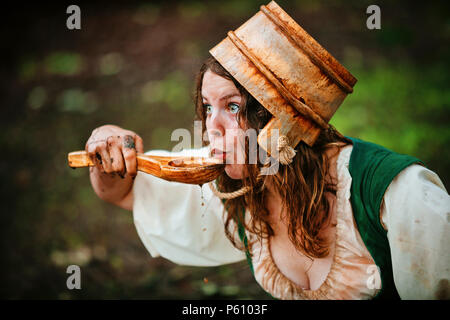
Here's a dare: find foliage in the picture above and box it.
[1,0,448,299]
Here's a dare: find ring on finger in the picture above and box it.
[123,135,136,149]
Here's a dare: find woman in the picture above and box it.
[85,56,449,300]
[85,1,449,299]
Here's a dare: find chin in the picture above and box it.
[224,164,245,180]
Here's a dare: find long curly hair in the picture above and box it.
[194,56,351,259]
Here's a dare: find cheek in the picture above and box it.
[225,119,243,144]
[234,131,248,160]
[225,164,246,180]
[227,116,241,133]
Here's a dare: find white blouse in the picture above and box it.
[132,146,450,299]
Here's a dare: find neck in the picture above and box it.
[264,179,282,204]
[263,143,345,211]
[264,179,284,225]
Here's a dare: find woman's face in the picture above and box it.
[202,70,247,179]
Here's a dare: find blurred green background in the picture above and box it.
[1,0,449,299]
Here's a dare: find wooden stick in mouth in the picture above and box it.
[68,150,225,185]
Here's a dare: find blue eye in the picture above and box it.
[229,103,240,114]
[204,104,213,114]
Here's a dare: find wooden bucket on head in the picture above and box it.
[210,0,357,158]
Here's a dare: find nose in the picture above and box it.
[207,106,225,138]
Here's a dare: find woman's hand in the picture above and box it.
[85,124,144,210]
[85,124,144,179]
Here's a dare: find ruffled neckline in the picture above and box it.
[250,145,360,299]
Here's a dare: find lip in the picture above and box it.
[211,149,228,162]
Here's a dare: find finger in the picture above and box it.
[134,134,144,154]
[107,136,125,176]
[122,135,137,178]
[96,141,113,173]
[87,141,102,170]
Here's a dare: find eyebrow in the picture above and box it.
[202,93,241,102]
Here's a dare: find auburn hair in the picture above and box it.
[194,56,351,259]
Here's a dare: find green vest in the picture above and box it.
[232,137,423,299]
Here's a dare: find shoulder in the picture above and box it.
[383,164,449,220]
[347,137,423,174]
[388,164,447,192]
[381,164,449,231]
[347,137,424,210]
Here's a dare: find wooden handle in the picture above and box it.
[68,151,95,167]
[67,150,224,185]
[68,150,162,175]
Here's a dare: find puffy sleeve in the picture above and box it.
[381,164,450,299]
[131,147,246,267]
